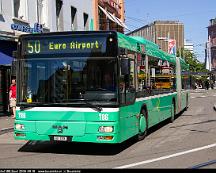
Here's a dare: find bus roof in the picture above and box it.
[128,35,176,63]
[18,31,189,70]
[117,33,189,69]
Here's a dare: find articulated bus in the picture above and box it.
[14,31,190,143]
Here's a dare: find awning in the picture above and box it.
[107,11,129,30]
[0,40,17,65]
[107,11,123,27]
[98,5,129,30]
[115,17,129,30]
[0,31,17,41]
[0,36,11,40]
[0,52,13,65]
[98,5,116,23]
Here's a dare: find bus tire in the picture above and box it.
[138,109,148,141]
[170,101,175,123]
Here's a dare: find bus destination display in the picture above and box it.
[23,36,108,55]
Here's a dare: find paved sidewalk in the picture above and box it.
[0,116,14,134]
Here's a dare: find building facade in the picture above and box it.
[0,0,94,115]
[205,39,211,71]
[0,0,94,65]
[0,0,94,36]
[206,18,216,71]
[128,21,184,54]
[184,39,194,53]
[93,0,126,33]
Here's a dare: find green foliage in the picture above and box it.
[177,48,208,73]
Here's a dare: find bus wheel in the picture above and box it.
[138,109,148,141]
[170,101,175,123]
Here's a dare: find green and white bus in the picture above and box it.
[14,31,190,143]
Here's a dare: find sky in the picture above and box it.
[124,0,216,62]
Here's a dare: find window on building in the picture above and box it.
[83,13,89,31]
[0,0,2,15]
[56,0,63,31]
[14,0,19,18]
[71,6,77,31]
[98,7,106,30]
[37,0,47,27]
[14,0,28,20]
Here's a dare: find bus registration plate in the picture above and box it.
[53,136,68,141]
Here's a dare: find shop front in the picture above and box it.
[0,37,17,116]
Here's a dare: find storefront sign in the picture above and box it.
[11,23,43,33]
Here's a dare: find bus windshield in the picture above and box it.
[17,56,117,106]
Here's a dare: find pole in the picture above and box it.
[167,32,170,53]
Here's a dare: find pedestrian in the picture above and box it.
[205,80,209,90]
[194,82,198,89]
[210,80,214,89]
[9,78,16,119]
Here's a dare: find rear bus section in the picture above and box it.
[14,107,121,143]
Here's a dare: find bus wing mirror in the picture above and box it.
[120,58,130,75]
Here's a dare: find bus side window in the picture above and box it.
[120,56,136,105]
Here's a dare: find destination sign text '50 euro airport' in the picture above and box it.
[24,36,107,55]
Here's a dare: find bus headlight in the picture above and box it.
[98,126,114,133]
[15,124,25,130]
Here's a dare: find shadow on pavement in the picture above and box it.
[17,109,187,156]
[169,119,216,129]
[18,136,138,156]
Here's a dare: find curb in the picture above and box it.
[0,127,14,135]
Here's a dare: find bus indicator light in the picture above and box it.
[15,124,25,130]
[15,133,26,137]
[98,126,114,133]
[97,136,113,140]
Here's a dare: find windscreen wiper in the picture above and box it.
[63,99,103,112]
[83,100,103,112]
[18,100,103,112]
[18,102,49,111]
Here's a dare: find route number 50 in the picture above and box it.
[27,41,41,54]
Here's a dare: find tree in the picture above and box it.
[177,48,208,73]
[177,48,210,89]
